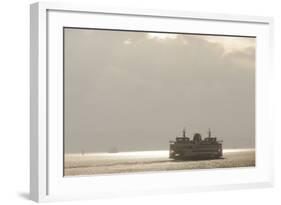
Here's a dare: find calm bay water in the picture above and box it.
[64,149,255,176]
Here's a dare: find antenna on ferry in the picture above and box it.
[183,127,186,138]
[208,128,211,138]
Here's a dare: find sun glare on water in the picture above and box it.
[90,150,169,159]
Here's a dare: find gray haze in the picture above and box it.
[64,28,255,153]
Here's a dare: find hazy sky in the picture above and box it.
[64,28,255,153]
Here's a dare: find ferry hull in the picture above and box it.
[169,145,223,160]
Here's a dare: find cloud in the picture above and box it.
[123,39,132,45]
[197,35,255,54]
[147,33,178,40]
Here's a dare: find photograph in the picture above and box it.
[63,28,256,176]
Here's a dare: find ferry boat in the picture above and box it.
[169,128,223,160]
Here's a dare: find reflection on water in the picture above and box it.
[66,148,255,158]
[64,148,255,176]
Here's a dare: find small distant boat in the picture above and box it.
[169,128,223,160]
[108,147,119,153]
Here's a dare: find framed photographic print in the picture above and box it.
[30,2,274,202]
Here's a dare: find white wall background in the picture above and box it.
[0,0,280,204]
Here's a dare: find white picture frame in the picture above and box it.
[30,2,274,202]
